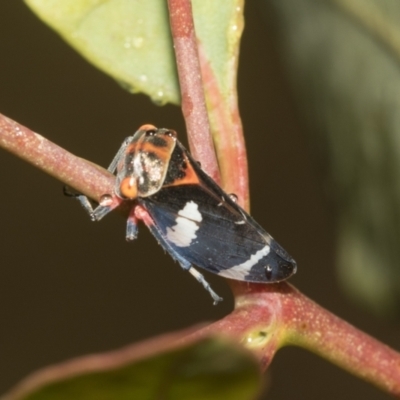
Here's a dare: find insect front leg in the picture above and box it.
[66,136,132,221]
[77,194,124,221]
[64,186,116,221]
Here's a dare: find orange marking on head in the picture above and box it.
[137,134,177,168]
[165,154,200,187]
[138,124,157,131]
[120,177,138,199]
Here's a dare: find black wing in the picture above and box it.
[139,155,296,283]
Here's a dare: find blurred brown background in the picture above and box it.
[0,1,398,399]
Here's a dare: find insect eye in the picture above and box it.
[164,130,177,138]
[228,193,238,203]
[145,129,157,136]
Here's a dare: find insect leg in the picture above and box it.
[67,137,132,221]
[126,207,139,241]
[187,267,223,305]
[63,187,108,220]
[71,194,123,221]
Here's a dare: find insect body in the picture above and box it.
[77,125,297,304]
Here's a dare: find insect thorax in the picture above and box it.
[117,129,178,199]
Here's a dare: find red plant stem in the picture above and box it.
[182,281,400,397]
[167,0,220,184]
[282,285,400,396]
[0,113,114,202]
[168,0,248,209]
[198,42,249,210]
[202,282,400,396]
[187,281,400,396]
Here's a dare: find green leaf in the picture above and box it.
[24,0,244,106]
[2,335,261,400]
[265,0,400,316]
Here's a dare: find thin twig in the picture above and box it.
[0,113,114,201]
[283,284,400,396]
[198,40,249,210]
[168,0,248,209]
[167,0,220,184]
